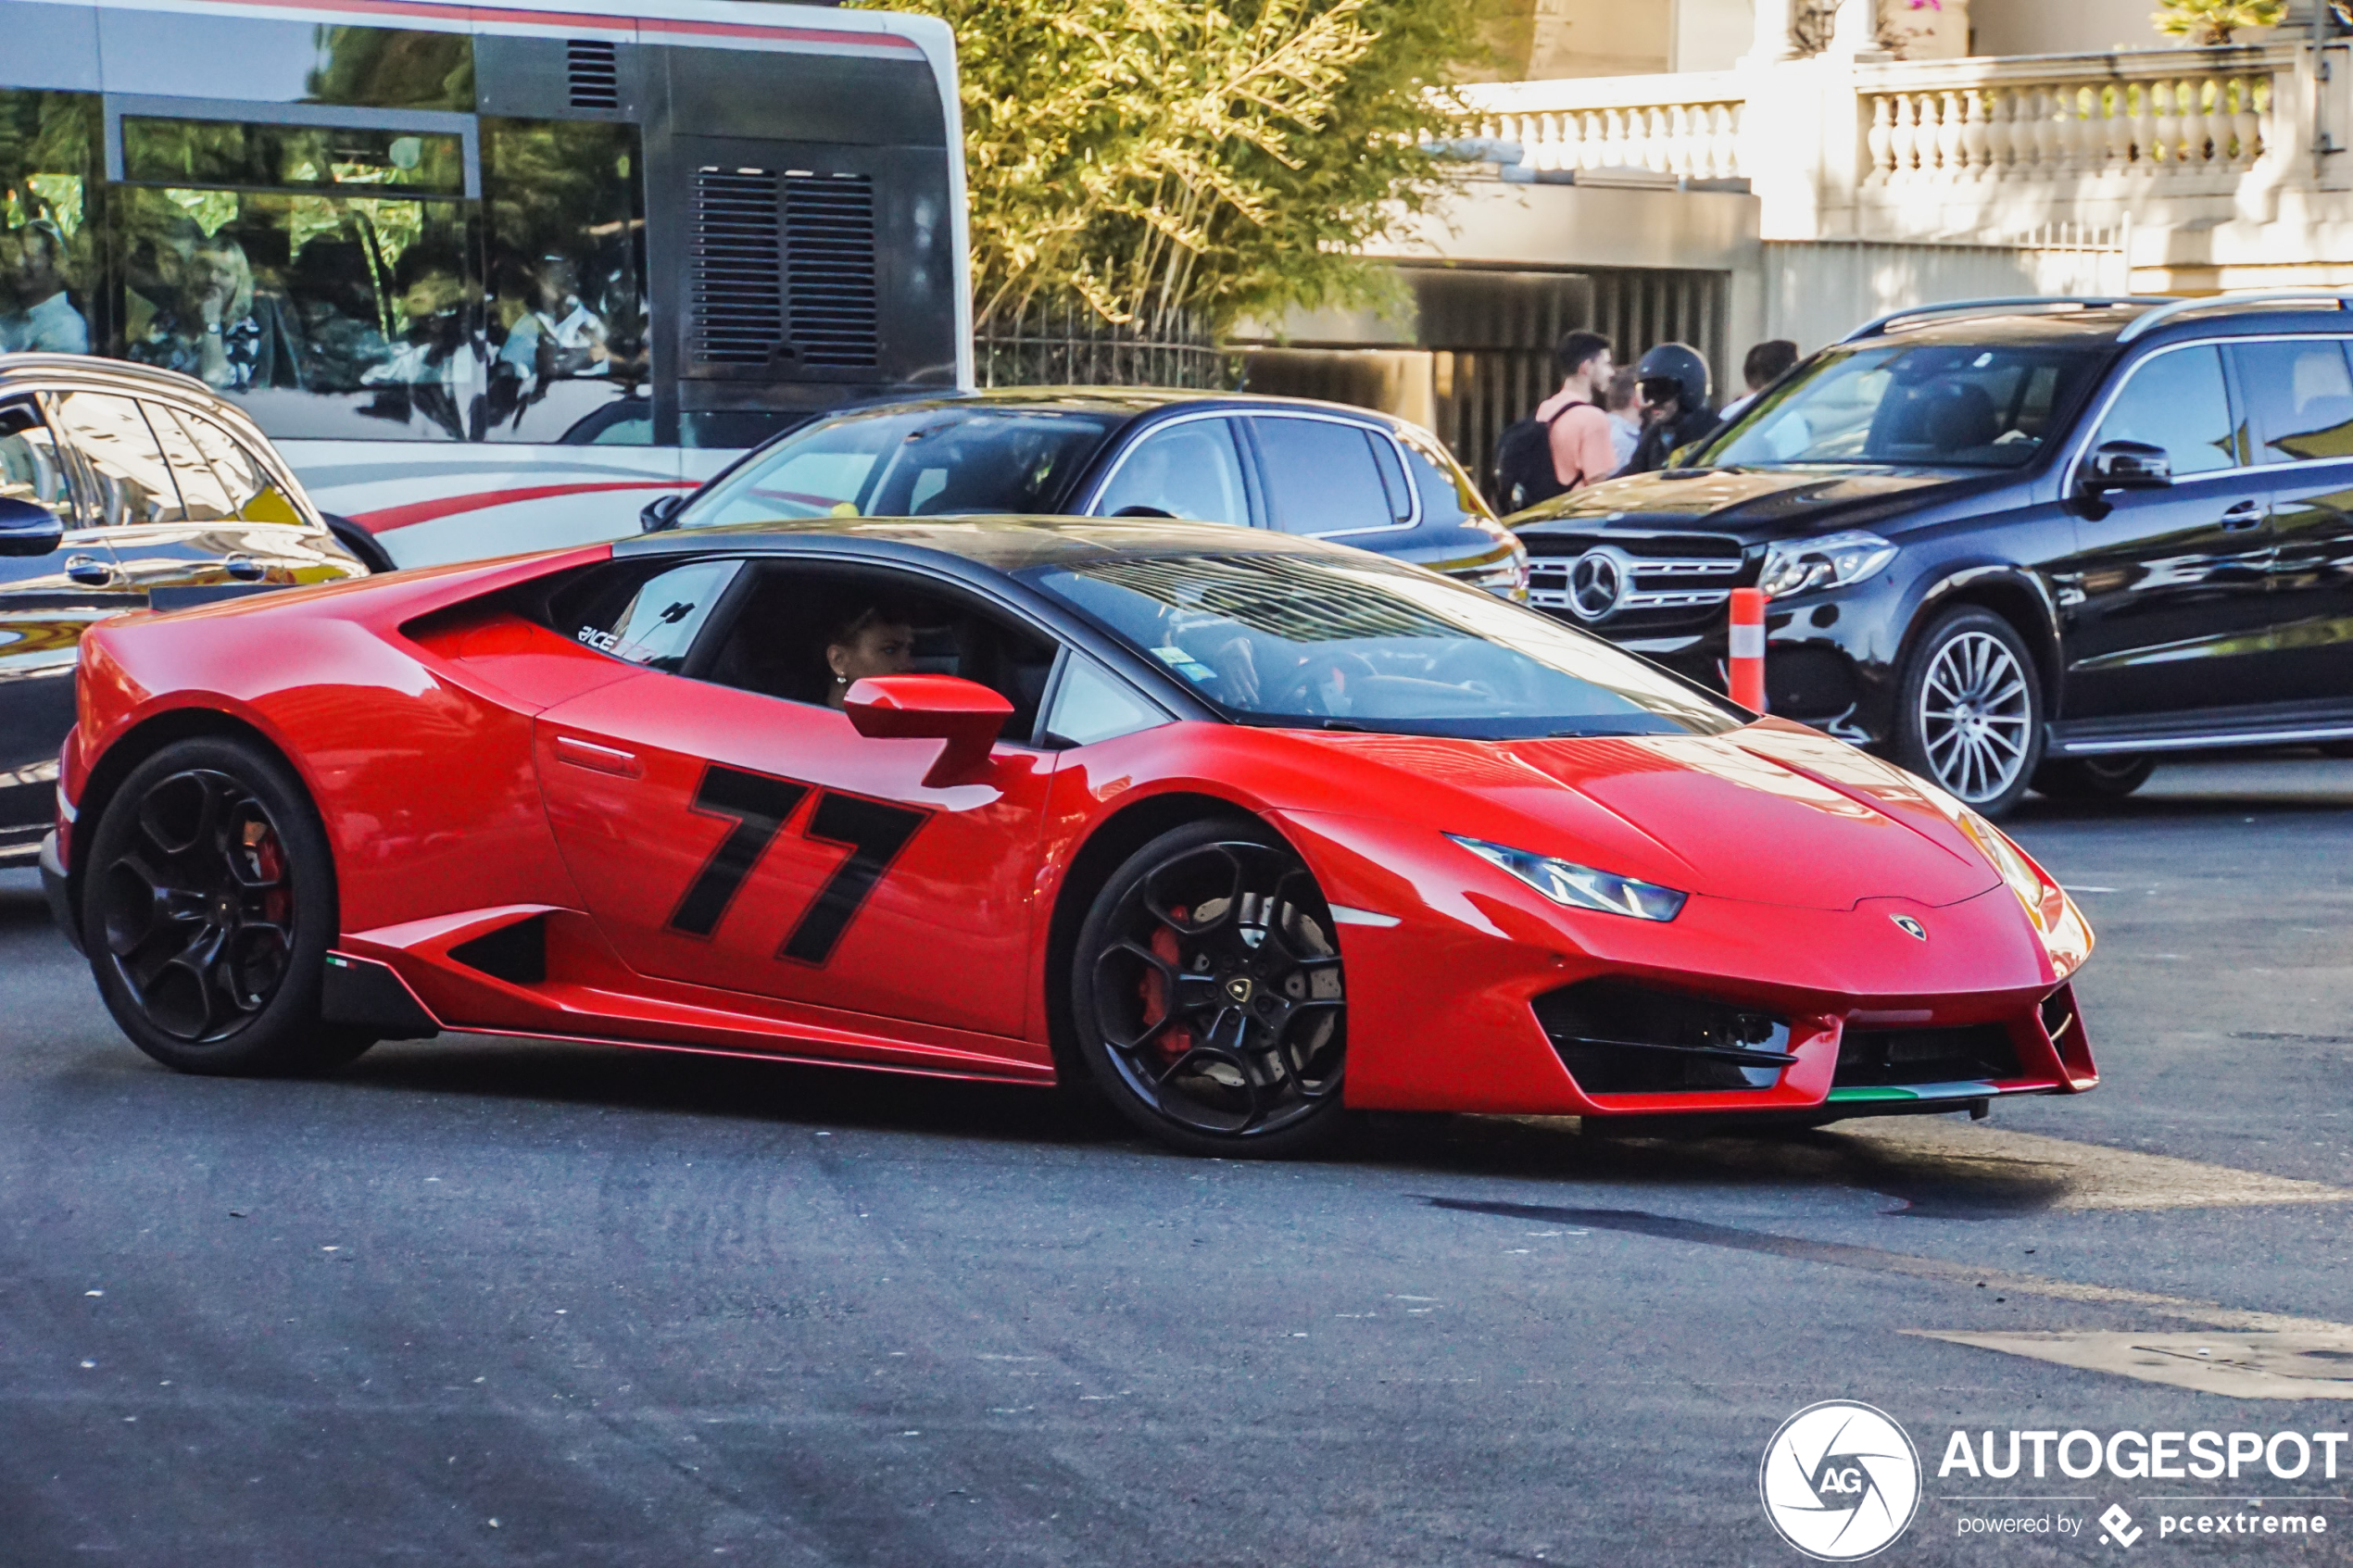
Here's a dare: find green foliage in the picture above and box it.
[850,0,1478,335]
[2151,0,2287,45]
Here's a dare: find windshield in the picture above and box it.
[682,407,1116,524]
[1025,552,1741,739]
[1695,342,2103,470]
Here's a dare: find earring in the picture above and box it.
[835,672,849,686]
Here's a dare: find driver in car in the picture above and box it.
[824,600,918,708]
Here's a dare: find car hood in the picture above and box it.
[1507,466,1979,539]
[1292,720,2000,912]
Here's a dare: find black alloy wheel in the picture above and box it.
[1894,607,2044,818]
[83,736,371,1075]
[1070,822,1347,1157]
[2032,755,2155,801]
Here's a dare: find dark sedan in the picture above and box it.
[0,353,368,865]
[641,388,1529,600]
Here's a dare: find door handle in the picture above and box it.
[62,554,116,586]
[2221,500,2264,531]
[552,734,643,778]
[222,554,267,582]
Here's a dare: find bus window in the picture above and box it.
[112,180,484,441]
[482,119,649,445]
[0,90,98,357]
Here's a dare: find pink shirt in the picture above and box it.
[1536,388,1619,489]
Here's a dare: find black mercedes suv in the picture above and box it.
[1505,294,2353,815]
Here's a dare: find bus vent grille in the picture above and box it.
[566,40,621,110]
[785,174,878,368]
[692,167,788,366]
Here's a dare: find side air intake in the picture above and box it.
[566,40,621,110]
[448,916,547,987]
[692,167,789,366]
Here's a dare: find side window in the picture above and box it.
[1248,417,1399,535]
[0,400,78,526]
[1092,419,1252,524]
[1041,657,1170,747]
[141,401,239,521]
[169,408,304,523]
[699,564,1058,734]
[0,89,97,358]
[481,119,650,445]
[111,118,479,441]
[549,558,742,672]
[1398,424,1491,527]
[2091,346,2237,476]
[47,392,184,525]
[2229,340,2353,464]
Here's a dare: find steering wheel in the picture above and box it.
[1266,649,1378,715]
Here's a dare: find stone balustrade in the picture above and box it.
[1856,45,2295,189]
[1457,72,1747,182]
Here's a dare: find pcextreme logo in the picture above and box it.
[1761,1401,1924,1561]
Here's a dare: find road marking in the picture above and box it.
[1430,1197,2353,1396]
[1910,1329,2353,1400]
[1845,1120,2351,1212]
[1425,1198,2345,1334]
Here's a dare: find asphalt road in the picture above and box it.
[3,754,2350,1566]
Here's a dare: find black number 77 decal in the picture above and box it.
[666,763,928,966]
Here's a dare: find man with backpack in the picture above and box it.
[1491,330,1617,514]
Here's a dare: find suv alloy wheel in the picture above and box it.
[1894,607,2044,817]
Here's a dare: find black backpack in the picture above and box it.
[1491,401,1587,514]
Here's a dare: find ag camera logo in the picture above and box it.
[1760,1401,1922,1561]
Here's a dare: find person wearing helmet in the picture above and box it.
[1625,343,1717,475]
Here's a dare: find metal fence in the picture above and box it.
[975,302,1239,391]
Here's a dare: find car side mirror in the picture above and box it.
[639,493,687,533]
[0,496,64,557]
[2082,440,2171,494]
[843,674,1015,787]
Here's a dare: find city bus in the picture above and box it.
[0,0,969,568]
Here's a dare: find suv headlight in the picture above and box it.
[1757,530,1897,597]
[1449,834,1688,922]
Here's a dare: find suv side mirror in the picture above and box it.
[843,674,1015,787]
[639,493,687,533]
[0,496,64,557]
[2082,440,2171,494]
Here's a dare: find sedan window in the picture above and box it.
[47,391,185,526]
[1247,417,1400,534]
[1092,419,1251,524]
[0,401,77,527]
[683,408,1114,524]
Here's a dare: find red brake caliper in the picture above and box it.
[1141,908,1191,1060]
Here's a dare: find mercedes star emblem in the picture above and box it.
[1567,547,1627,622]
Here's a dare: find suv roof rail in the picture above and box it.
[1839,296,2170,344]
[2112,290,2353,343]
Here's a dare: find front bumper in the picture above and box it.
[1282,811,2095,1122]
[39,831,80,953]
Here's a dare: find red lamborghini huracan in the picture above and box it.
[41,517,2096,1155]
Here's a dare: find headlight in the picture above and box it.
[1756,530,1897,597]
[1449,834,1688,922]
[1951,808,2093,976]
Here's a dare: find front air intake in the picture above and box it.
[1834,1024,2022,1087]
[566,40,621,110]
[1533,980,1793,1094]
[785,173,879,368]
[691,167,789,366]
